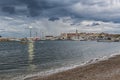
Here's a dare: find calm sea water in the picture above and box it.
[0,41,120,80]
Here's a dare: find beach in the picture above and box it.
[30,55,120,80]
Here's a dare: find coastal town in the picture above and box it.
[0,30,120,42]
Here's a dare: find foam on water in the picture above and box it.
[10,51,120,80]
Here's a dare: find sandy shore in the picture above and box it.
[28,55,120,80]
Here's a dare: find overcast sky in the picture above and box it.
[0,0,120,37]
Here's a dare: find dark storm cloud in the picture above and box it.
[2,6,15,14]
[0,0,96,22]
[49,17,59,21]
[0,0,120,23]
[0,0,79,18]
[18,0,79,17]
[19,0,42,16]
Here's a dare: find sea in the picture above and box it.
[0,41,120,80]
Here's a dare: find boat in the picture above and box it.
[20,38,34,44]
[97,39,113,42]
[97,39,119,42]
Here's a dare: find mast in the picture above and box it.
[76,29,79,39]
[29,26,32,37]
[35,32,38,37]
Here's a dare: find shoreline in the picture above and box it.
[27,54,120,80]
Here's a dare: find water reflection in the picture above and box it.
[28,42,36,71]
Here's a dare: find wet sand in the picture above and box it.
[30,55,120,80]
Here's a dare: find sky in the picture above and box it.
[0,0,120,37]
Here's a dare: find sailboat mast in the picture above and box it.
[29,26,32,38]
